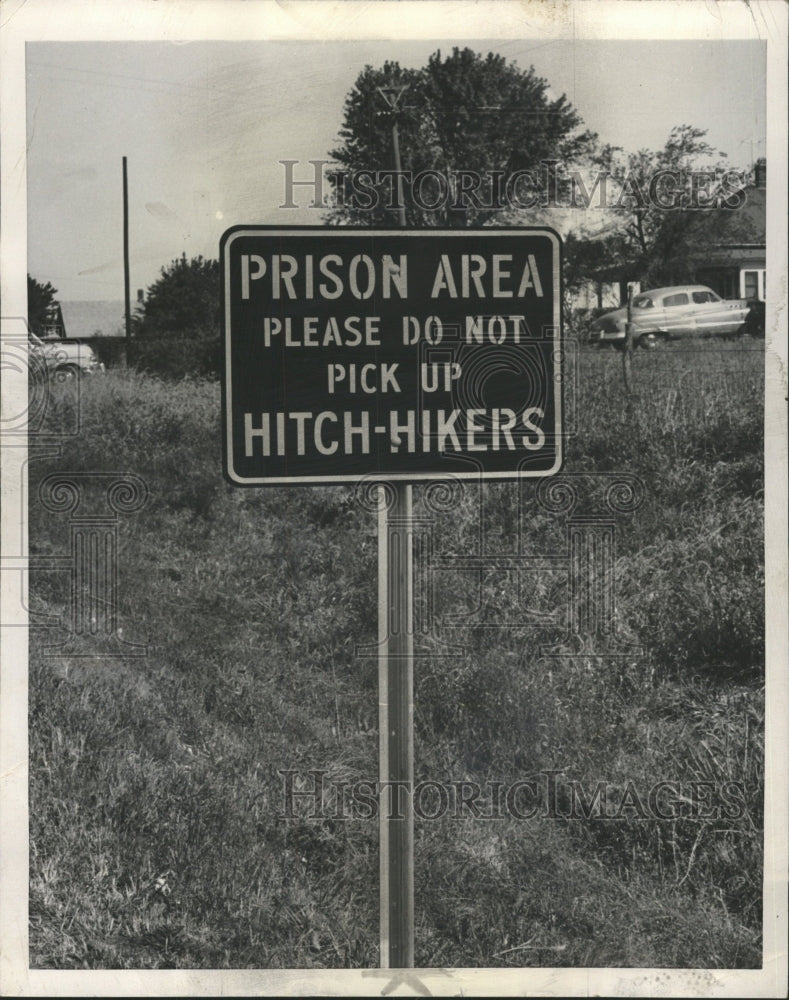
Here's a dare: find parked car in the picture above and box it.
[29,331,104,378]
[589,285,753,349]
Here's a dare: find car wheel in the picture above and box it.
[638,332,661,349]
[53,364,81,382]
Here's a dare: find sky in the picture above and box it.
[25,38,766,302]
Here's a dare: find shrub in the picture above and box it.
[621,499,764,681]
[565,305,611,342]
[128,330,221,379]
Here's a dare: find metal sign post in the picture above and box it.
[378,480,414,968]
[378,84,414,969]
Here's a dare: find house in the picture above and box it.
[695,161,766,301]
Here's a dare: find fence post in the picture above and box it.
[623,281,635,394]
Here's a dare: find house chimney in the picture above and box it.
[754,160,766,189]
[136,288,144,303]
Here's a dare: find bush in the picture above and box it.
[82,337,129,369]
[621,499,764,681]
[128,330,221,379]
[565,306,611,342]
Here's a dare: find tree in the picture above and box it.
[750,156,766,185]
[134,254,220,338]
[589,125,749,287]
[328,47,596,227]
[27,275,59,336]
[132,255,221,378]
[562,230,630,315]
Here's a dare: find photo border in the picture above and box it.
[2,2,786,996]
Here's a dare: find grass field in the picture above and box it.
[28,338,764,968]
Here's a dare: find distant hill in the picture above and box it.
[58,301,126,339]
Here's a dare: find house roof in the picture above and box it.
[683,185,765,271]
[59,301,126,338]
[709,185,765,247]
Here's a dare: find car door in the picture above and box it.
[629,293,658,335]
[690,289,740,337]
[691,289,722,336]
[657,291,695,338]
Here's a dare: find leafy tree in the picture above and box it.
[589,125,750,287]
[134,254,220,338]
[328,47,596,227]
[562,230,629,310]
[27,275,59,336]
[750,155,766,184]
[132,255,221,378]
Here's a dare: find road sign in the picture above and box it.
[222,227,562,485]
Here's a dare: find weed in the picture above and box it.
[29,342,764,967]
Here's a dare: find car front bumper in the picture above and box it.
[590,327,625,346]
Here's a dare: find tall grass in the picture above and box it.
[29,341,764,968]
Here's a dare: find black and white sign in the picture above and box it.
[222,228,562,484]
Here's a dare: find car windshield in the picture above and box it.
[632,295,653,309]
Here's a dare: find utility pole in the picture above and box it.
[376,83,413,971]
[123,157,131,347]
[383,89,408,229]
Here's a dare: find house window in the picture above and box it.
[740,269,765,301]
